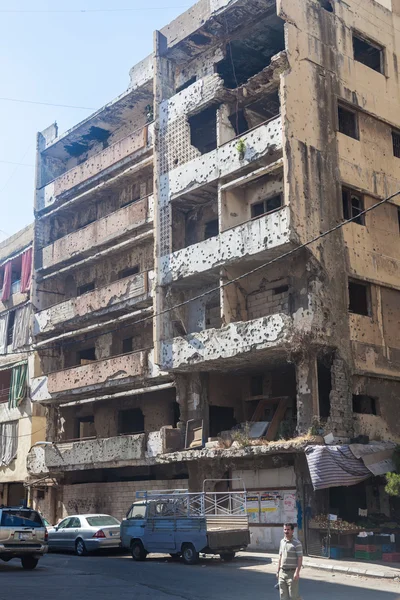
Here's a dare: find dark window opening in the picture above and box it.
[229,110,250,136]
[353,394,379,415]
[251,194,282,219]
[119,265,139,279]
[6,310,15,346]
[392,131,400,159]
[250,375,264,397]
[204,219,219,240]
[118,408,144,435]
[353,34,384,73]
[342,188,365,225]
[122,337,133,354]
[176,76,197,94]
[348,281,370,316]
[76,416,95,439]
[0,369,11,403]
[338,105,358,139]
[216,17,285,89]
[205,300,221,330]
[173,401,181,427]
[209,406,237,438]
[189,106,218,154]
[77,282,95,296]
[274,285,289,295]
[317,360,332,419]
[78,347,96,364]
[318,0,334,11]
[244,91,281,129]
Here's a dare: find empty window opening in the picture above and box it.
[119,265,139,280]
[118,408,144,435]
[244,91,281,130]
[6,310,15,346]
[229,109,250,136]
[173,401,181,427]
[0,369,11,403]
[348,281,370,316]
[189,106,218,154]
[209,406,237,438]
[205,300,221,330]
[78,347,96,365]
[318,0,334,12]
[77,282,95,296]
[392,131,400,159]
[342,188,365,225]
[76,416,95,439]
[353,395,379,415]
[176,76,197,94]
[274,285,289,295]
[216,16,285,89]
[204,219,219,240]
[251,194,282,219]
[122,337,134,354]
[338,105,358,139]
[353,34,384,73]
[317,360,332,419]
[250,375,264,397]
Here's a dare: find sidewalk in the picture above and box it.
[237,551,400,580]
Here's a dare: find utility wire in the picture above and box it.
[0,6,190,13]
[8,187,397,357]
[0,97,94,110]
[0,160,34,167]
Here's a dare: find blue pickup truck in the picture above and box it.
[120,489,250,565]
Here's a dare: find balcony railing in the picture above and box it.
[160,206,290,285]
[40,195,153,271]
[34,271,151,336]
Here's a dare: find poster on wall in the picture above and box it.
[283,492,297,523]
[260,492,282,523]
[246,494,260,523]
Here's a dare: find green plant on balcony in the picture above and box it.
[385,446,400,497]
[236,138,246,161]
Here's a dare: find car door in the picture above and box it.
[64,517,82,550]
[49,518,72,549]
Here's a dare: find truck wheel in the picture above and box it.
[131,541,147,561]
[182,543,199,565]
[220,552,235,562]
[21,556,39,570]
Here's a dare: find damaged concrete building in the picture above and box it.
[0,225,45,506]
[27,0,400,551]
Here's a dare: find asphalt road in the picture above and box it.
[0,551,399,600]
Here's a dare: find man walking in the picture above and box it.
[276,523,303,599]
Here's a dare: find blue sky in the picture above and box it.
[0,0,191,241]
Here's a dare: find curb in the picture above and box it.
[237,553,398,580]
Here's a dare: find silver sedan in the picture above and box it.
[48,514,121,556]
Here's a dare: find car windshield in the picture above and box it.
[86,516,120,527]
[1,510,43,528]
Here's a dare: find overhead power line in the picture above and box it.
[0,6,190,13]
[0,97,94,110]
[13,187,398,357]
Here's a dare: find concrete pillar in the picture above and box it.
[327,357,354,440]
[175,372,210,440]
[46,406,58,442]
[295,356,318,435]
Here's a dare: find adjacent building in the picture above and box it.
[27,0,400,550]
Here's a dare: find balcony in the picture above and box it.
[27,433,146,475]
[31,350,149,402]
[40,196,153,272]
[161,314,292,371]
[160,206,290,285]
[40,124,153,210]
[168,117,282,200]
[34,272,151,337]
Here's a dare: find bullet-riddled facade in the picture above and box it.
[27,0,400,551]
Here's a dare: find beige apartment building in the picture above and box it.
[0,225,45,506]
[27,0,400,551]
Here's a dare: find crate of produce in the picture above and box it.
[381,543,396,553]
[355,544,378,553]
[355,550,382,561]
[330,547,352,559]
[382,553,400,563]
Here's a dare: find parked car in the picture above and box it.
[0,506,48,570]
[48,514,121,556]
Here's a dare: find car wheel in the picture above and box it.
[182,543,199,565]
[21,556,39,570]
[75,539,87,556]
[131,541,147,561]
[220,552,235,562]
